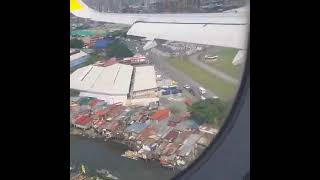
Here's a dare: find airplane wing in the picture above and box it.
[71,0,249,50]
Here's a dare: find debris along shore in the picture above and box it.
[70,96,218,170]
[70,164,119,180]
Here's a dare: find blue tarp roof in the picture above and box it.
[126,122,148,133]
[94,39,114,49]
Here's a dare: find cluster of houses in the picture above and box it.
[70,96,218,169]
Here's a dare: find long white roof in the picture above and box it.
[133,66,157,92]
[70,64,133,95]
[70,50,88,62]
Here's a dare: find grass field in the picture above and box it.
[168,58,238,101]
[200,48,244,79]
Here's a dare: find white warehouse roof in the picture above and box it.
[133,66,157,92]
[70,64,133,95]
[70,50,88,62]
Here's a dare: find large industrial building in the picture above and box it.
[132,66,157,98]
[70,63,134,104]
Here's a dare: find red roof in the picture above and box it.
[95,103,122,116]
[89,99,101,107]
[137,126,157,140]
[94,120,105,127]
[106,105,126,118]
[95,108,109,116]
[149,109,170,121]
[75,115,92,125]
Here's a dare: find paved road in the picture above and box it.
[188,53,240,85]
[147,51,217,99]
[123,40,220,99]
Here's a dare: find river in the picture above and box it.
[70,135,179,180]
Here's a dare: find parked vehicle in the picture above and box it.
[183,84,191,89]
[162,90,171,95]
[199,87,206,95]
[212,95,219,99]
[172,89,182,94]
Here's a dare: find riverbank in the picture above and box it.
[71,135,178,180]
[70,97,217,173]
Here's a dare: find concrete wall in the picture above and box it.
[79,91,128,104]
[132,88,157,98]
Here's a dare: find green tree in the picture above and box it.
[188,98,227,127]
[105,40,133,58]
[169,104,183,115]
[70,39,84,48]
[84,53,99,66]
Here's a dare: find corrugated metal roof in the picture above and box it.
[70,64,133,95]
[149,109,170,121]
[133,66,157,92]
[174,131,192,145]
[75,115,92,125]
[163,130,179,142]
[126,122,149,133]
[95,108,108,116]
[178,134,201,156]
[162,143,180,156]
[155,141,169,155]
[197,133,214,147]
[105,121,120,130]
[137,126,157,140]
[152,121,173,138]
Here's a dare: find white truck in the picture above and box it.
[199,87,206,95]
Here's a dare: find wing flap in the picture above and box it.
[127,22,248,49]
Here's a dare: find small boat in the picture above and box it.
[81,164,86,174]
[96,169,119,180]
[121,150,139,160]
[106,173,119,180]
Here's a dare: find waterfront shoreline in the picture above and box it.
[70,96,216,172]
[71,134,179,180]
[70,127,182,171]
